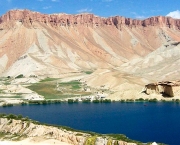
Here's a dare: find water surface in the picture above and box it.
[0,102,179,145]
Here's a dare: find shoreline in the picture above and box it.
[0,97,180,107]
[0,114,160,145]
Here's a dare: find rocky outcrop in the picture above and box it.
[144,81,180,97]
[0,117,138,145]
[0,118,85,145]
[0,9,180,29]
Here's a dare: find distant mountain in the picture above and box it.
[0,9,180,92]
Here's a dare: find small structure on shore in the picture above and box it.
[144,81,180,97]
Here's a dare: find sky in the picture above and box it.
[0,0,180,19]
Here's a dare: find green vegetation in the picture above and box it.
[148,98,158,102]
[39,77,58,82]
[84,71,93,74]
[15,74,24,79]
[107,139,113,145]
[84,136,97,145]
[92,99,100,103]
[135,98,145,102]
[126,99,134,102]
[27,100,62,105]
[68,99,74,103]
[0,132,27,141]
[102,99,111,103]
[175,99,180,102]
[107,134,141,143]
[59,80,81,90]
[82,99,91,103]
[120,99,125,102]
[92,99,111,103]
[1,113,25,120]
[2,103,13,107]
[27,79,92,99]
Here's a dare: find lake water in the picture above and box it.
[0,102,179,145]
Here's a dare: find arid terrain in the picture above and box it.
[1,9,180,103]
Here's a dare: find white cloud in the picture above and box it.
[77,8,92,13]
[131,12,146,20]
[166,10,180,19]
[43,6,52,9]
[135,15,146,20]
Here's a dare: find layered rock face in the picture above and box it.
[0,9,180,85]
[1,9,180,29]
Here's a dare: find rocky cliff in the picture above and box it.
[1,9,180,29]
[0,9,180,77]
[0,9,180,98]
[144,81,180,97]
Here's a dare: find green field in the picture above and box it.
[27,78,92,99]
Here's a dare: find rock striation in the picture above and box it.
[1,9,180,96]
[0,9,180,29]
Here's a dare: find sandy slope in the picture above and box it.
[0,138,71,145]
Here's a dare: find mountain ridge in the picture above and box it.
[1,9,180,100]
[1,9,180,29]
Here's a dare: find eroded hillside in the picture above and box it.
[0,9,180,100]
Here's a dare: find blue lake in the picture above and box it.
[0,102,179,145]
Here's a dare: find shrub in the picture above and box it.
[102,99,111,103]
[145,99,149,102]
[82,99,91,103]
[2,103,13,107]
[22,116,29,121]
[73,99,79,103]
[7,114,17,119]
[149,98,157,102]
[21,102,27,105]
[84,71,93,74]
[126,99,134,102]
[53,100,61,104]
[0,113,6,117]
[68,99,74,103]
[17,114,23,119]
[175,99,180,102]
[15,74,24,79]
[92,100,100,103]
[120,100,125,102]
[135,98,144,102]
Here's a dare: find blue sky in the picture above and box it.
[0,0,180,19]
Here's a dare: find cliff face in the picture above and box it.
[144,81,180,97]
[0,9,180,29]
[0,9,180,85]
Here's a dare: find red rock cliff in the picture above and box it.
[0,9,180,29]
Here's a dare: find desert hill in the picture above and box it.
[0,9,180,100]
